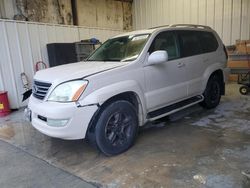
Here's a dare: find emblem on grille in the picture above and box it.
[33,85,38,93]
[32,81,51,100]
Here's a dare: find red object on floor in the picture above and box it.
[0,91,10,117]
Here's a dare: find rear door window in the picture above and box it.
[178,31,202,58]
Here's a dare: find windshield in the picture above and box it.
[87,34,150,62]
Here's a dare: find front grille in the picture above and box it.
[32,80,52,100]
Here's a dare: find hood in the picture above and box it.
[34,61,125,83]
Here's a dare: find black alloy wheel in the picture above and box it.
[200,75,221,109]
[94,100,138,156]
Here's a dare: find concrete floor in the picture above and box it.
[0,83,249,188]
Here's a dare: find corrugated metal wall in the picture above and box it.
[0,19,123,109]
[133,0,250,45]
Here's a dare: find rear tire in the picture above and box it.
[200,75,221,109]
[239,86,249,95]
[93,100,138,156]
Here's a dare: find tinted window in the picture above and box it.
[149,32,179,60]
[199,31,218,53]
[178,31,202,57]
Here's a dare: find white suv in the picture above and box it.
[27,24,229,156]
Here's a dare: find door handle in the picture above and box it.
[177,62,185,68]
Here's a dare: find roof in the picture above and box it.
[113,24,213,38]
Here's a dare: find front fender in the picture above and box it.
[78,80,147,118]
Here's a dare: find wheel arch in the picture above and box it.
[203,66,225,95]
[209,69,225,95]
[85,91,144,144]
[100,91,143,123]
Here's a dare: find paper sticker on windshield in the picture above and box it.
[131,35,149,41]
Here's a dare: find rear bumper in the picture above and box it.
[28,96,98,140]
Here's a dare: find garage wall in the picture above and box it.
[0,0,133,30]
[133,0,250,45]
[0,0,73,25]
[0,19,123,109]
[0,0,17,19]
[75,0,133,30]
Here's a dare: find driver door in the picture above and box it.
[143,31,188,111]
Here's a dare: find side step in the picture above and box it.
[147,95,204,120]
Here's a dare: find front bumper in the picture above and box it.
[27,96,98,140]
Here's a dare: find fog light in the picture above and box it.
[47,119,68,127]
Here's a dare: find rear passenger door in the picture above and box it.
[177,30,206,96]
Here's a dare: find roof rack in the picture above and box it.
[169,24,212,29]
[149,25,170,29]
[149,24,212,30]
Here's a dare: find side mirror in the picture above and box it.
[147,50,168,66]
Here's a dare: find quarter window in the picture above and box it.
[149,32,179,60]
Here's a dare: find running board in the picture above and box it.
[147,95,204,121]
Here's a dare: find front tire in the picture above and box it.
[200,75,221,109]
[94,100,138,156]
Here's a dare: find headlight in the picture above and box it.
[48,80,88,102]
